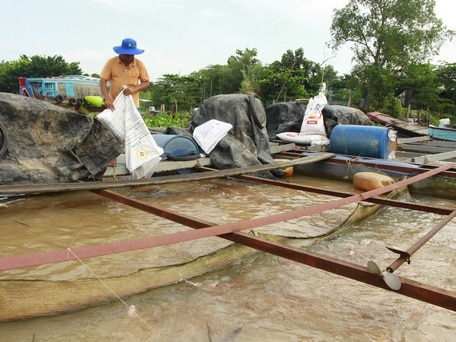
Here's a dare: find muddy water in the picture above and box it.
[1,175,455,341]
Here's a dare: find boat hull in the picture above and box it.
[367,111,428,137]
[428,125,456,142]
[295,153,456,200]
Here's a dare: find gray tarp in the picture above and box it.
[265,101,373,139]
[0,92,122,185]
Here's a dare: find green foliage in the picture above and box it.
[399,63,443,113]
[0,30,454,119]
[327,74,361,106]
[330,0,450,69]
[0,61,19,93]
[0,55,82,93]
[352,64,398,110]
[142,111,191,128]
[380,95,404,118]
[258,48,323,105]
[436,63,456,116]
[330,0,454,113]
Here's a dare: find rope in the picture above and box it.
[67,248,154,332]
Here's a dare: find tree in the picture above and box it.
[148,74,202,113]
[327,73,360,106]
[193,64,233,99]
[436,63,456,116]
[399,63,443,113]
[330,0,453,112]
[0,55,82,93]
[226,48,262,94]
[259,48,322,105]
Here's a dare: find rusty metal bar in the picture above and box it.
[212,171,455,216]
[225,232,456,311]
[92,189,210,229]
[1,164,454,311]
[92,189,456,311]
[386,210,456,272]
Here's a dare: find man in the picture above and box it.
[100,38,150,111]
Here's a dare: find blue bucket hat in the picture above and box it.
[113,38,144,55]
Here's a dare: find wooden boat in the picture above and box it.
[272,124,456,200]
[367,111,429,137]
[396,136,456,164]
[99,141,456,201]
[282,150,456,200]
[428,125,456,142]
[365,111,456,164]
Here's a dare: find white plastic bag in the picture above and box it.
[300,84,328,137]
[276,132,330,146]
[193,119,233,154]
[97,92,163,179]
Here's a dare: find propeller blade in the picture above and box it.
[367,260,381,275]
[367,260,401,290]
[381,271,402,291]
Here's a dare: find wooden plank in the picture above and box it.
[269,143,296,154]
[399,144,454,154]
[425,140,456,148]
[367,112,429,136]
[401,139,456,148]
[398,136,431,144]
[412,150,456,164]
[0,152,335,195]
[103,157,212,177]
[104,143,297,177]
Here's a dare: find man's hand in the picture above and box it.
[104,97,115,111]
[122,87,136,96]
[100,78,115,111]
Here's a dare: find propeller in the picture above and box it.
[367,260,401,291]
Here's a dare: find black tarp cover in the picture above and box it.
[0,92,122,184]
[168,94,282,178]
[265,101,372,139]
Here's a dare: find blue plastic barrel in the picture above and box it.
[152,134,200,160]
[329,125,395,159]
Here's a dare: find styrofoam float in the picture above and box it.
[353,172,395,191]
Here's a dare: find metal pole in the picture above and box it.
[387,210,456,273]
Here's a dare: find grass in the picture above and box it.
[142,111,191,128]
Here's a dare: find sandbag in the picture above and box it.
[300,87,327,137]
[192,119,232,154]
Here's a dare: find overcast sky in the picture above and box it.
[2,0,454,81]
